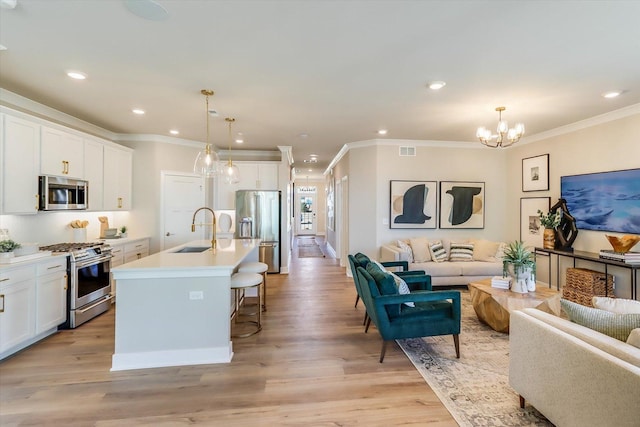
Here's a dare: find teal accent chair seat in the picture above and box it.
[356,263,461,362]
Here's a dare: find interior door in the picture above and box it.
[161,172,205,250]
[297,193,317,235]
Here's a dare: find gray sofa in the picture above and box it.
[380,238,503,287]
[509,308,640,427]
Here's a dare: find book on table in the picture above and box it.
[491,276,512,289]
[599,250,640,263]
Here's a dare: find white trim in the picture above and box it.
[324,241,337,259]
[278,145,294,165]
[519,103,640,144]
[114,133,206,149]
[111,345,233,371]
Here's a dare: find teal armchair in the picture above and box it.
[356,263,461,362]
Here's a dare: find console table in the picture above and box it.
[534,247,639,300]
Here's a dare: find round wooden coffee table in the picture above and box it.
[467,278,561,333]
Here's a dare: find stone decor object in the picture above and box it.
[550,198,578,251]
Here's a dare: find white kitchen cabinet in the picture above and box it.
[40,126,84,178]
[0,265,37,356]
[124,239,150,263]
[84,138,104,211]
[1,114,40,214]
[103,145,133,210]
[215,161,279,209]
[35,258,67,334]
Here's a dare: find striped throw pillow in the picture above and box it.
[429,240,448,263]
[449,242,474,262]
[561,299,640,341]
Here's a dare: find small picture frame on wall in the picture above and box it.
[439,181,485,229]
[389,180,437,229]
[522,154,549,192]
[520,197,550,250]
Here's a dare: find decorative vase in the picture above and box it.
[120,232,128,238]
[508,265,531,293]
[543,228,555,250]
[0,252,15,264]
[527,274,536,292]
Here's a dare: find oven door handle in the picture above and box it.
[74,256,112,269]
[76,294,114,314]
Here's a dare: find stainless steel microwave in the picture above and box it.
[38,175,88,210]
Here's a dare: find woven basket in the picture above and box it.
[563,268,614,307]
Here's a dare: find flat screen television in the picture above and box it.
[560,168,640,234]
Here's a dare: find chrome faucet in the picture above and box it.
[191,207,217,250]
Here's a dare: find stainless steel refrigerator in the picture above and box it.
[235,190,281,273]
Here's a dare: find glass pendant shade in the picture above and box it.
[194,144,219,178]
[221,161,240,184]
[193,89,219,177]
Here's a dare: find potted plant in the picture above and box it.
[502,240,536,293]
[538,209,563,249]
[0,239,21,263]
[119,226,128,239]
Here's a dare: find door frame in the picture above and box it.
[295,186,317,235]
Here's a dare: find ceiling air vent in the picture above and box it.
[399,146,416,156]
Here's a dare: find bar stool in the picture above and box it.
[230,272,263,338]
[238,261,269,312]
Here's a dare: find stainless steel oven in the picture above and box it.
[40,242,113,328]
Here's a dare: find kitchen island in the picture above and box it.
[110,238,260,371]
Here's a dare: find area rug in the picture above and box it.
[298,237,324,258]
[397,293,553,427]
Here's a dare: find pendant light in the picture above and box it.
[193,89,220,177]
[221,117,240,184]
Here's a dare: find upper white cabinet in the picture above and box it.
[40,126,84,178]
[215,161,279,209]
[1,114,40,214]
[84,138,104,211]
[103,145,132,210]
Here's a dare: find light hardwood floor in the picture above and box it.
[0,238,456,426]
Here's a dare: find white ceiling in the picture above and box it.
[1,0,640,177]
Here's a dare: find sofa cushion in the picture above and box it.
[429,240,448,263]
[471,239,501,262]
[449,241,474,262]
[409,237,431,262]
[561,299,640,342]
[413,261,463,277]
[396,240,414,263]
[593,297,640,314]
[628,329,640,349]
[460,261,503,276]
[522,307,640,368]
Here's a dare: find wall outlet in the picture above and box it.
[189,291,204,300]
[382,218,389,225]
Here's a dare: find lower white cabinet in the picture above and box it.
[109,238,150,300]
[35,259,67,334]
[0,267,36,355]
[0,255,67,360]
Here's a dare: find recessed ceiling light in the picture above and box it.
[132,109,145,115]
[235,139,244,144]
[124,0,169,21]
[602,91,622,98]
[378,129,388,135]
[169,129,179,135]
[67,71,87,80]
[308,169,313,172]
[299,133,309,138]
[310,154,318,158]
[428,81,447,90]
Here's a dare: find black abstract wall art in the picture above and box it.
[389,180,437,229]
[439,181,485,229]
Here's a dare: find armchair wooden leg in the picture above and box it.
[354,295,360,308]
[519,395,525,409]
[379,340,388,363]
[453,334,460,359]
[364,317,372,333]
[362,312,368,326]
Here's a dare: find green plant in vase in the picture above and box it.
[538,209,562,250]
[502,240,536,293]
[120,226,128,238]
[0,239,21,263]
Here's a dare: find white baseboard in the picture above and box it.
[324,242,337,259]
[111,345,233,371]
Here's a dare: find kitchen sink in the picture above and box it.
[173,246,211,253]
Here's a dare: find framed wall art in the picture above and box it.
[522,154,549,192]
[439,181,485,229]
[520,197,550,250]
[389,180,437,229]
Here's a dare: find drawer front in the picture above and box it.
[124,240,149,255]
[0,265,36,286]
[36,258,67,276]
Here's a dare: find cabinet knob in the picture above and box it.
[166,232,175,236]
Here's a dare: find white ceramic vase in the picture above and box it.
[510,266,532,294]
[0,252,15,264]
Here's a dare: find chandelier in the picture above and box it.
[221,117,240,184]
[476,106,525,148]
[193,89,220,177]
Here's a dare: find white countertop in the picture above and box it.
[111,238,260,279]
